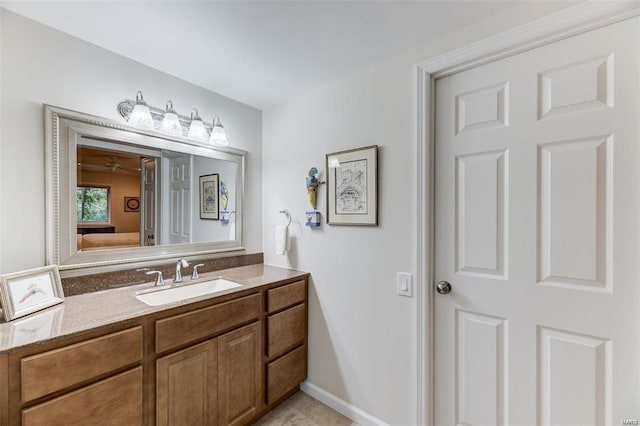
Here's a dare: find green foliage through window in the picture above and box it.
[76,187,109,222]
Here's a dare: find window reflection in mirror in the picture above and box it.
[76,185,110,223]
[76,138,237,252]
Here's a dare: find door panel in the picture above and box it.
[537,54,613,119]
[456,311,507,426]
[169,155,191,245]
[142,158,157,246]
[455,149,508,278]
[538,327,611,426]
[434,17,639,425]
[538,136,612,291]
[456,81,510,134]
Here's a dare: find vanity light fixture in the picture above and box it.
[160,101,183,136]
[209,115,228,146]
[117,96,230,147]
[187,108,209,142]
[128,91,154,130]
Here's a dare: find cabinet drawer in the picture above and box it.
[156,293,261,353]
[267,304,306,359]
[22,367,143,426]
[21,326,143,402]
[267,345,306,404]
[267,280,306,313]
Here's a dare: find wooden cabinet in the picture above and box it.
[2,275,308,425]
[265,280,308,406]
[6,325,144,425]
[156,322,262,426]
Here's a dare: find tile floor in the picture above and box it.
[253,391,359,426]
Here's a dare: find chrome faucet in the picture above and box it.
[174,258,190,283]
[138,268,165,286]
[191,263,205,280]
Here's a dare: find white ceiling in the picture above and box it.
[1,1,577,109]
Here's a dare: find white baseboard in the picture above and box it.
[300,381,389,426]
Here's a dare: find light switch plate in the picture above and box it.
[397,272,412,297]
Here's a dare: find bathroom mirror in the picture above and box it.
[45,105,245,274]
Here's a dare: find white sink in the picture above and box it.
[136,278,241,306]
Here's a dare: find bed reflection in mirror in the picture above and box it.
[76,137,237,252]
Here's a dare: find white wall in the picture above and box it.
[0,9,262,274]
[262,3,577,424]
[191,156,237,242]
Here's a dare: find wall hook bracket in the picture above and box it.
[279,210,292,227]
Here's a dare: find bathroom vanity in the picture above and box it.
[0,104,305,424]
[0,264,308,425]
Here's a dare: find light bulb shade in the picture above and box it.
[187,109,209,141]
[161,112,183,135]
[188,119,208,141]
[130,104,154,129]
[209,116,228,146]
[128,91,154,129]
[160,101,183,136]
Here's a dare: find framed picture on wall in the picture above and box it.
[0,265,65,321]
[199,173,220,220]
[124,196,140,212]
[326,145,378,226]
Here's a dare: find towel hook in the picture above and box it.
[279,210,292,227]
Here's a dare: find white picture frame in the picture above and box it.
[0,265,65,321]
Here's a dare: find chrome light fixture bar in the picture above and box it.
[117,93,229,145]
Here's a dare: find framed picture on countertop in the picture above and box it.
[0,265,65,321]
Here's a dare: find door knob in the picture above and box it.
[436,281,452,295]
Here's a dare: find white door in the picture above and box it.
[434,17,639,425]
[168,154,192,245]
[141,158,157,246]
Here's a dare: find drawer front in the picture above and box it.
[267,345,306,404]
[156,293,262,353]
[21,326,143,403]
[267,304,306,359]
[22,367,143,426]
[267,280,306,313]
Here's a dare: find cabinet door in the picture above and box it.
[156,339,218,426]
[218,322,262,426]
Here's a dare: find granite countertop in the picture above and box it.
[0,264,308,354]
